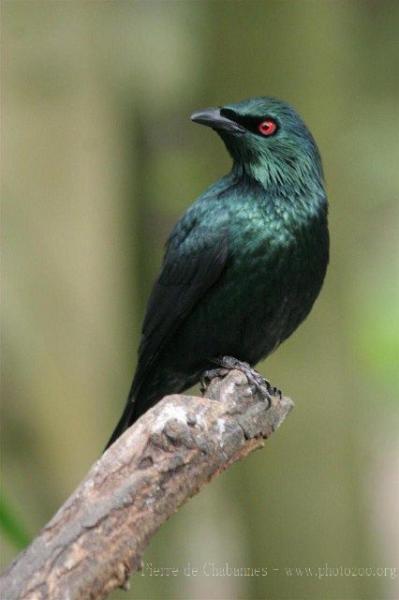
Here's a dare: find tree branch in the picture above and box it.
[0,370,293,600]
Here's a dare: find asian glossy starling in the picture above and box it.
[106,96,329,449]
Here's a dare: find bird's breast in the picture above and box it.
[218,200,328,356]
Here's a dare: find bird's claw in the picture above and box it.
[200,368,227,393]
[202,356,283,406]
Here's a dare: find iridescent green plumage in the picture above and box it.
[106,97,329,449]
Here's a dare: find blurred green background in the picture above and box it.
[1,1,399,599]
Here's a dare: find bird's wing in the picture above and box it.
[131,222,229,397]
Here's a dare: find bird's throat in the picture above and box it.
[231,152,324,201]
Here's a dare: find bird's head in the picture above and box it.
[191,96,323,190]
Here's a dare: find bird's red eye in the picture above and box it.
[258,119,277,136]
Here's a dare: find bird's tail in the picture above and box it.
[104,396,138,452]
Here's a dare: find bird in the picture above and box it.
[105,96,329,450]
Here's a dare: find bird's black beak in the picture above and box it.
[191,107,245,134]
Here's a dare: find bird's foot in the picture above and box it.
[200,367,226,394]
[201,356,282,405]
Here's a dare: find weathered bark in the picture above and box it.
[0,370,293,600]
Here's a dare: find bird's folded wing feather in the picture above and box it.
[131,223,229,396]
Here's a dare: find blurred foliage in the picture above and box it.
[0,495,30,551]
[1,1,398,599]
